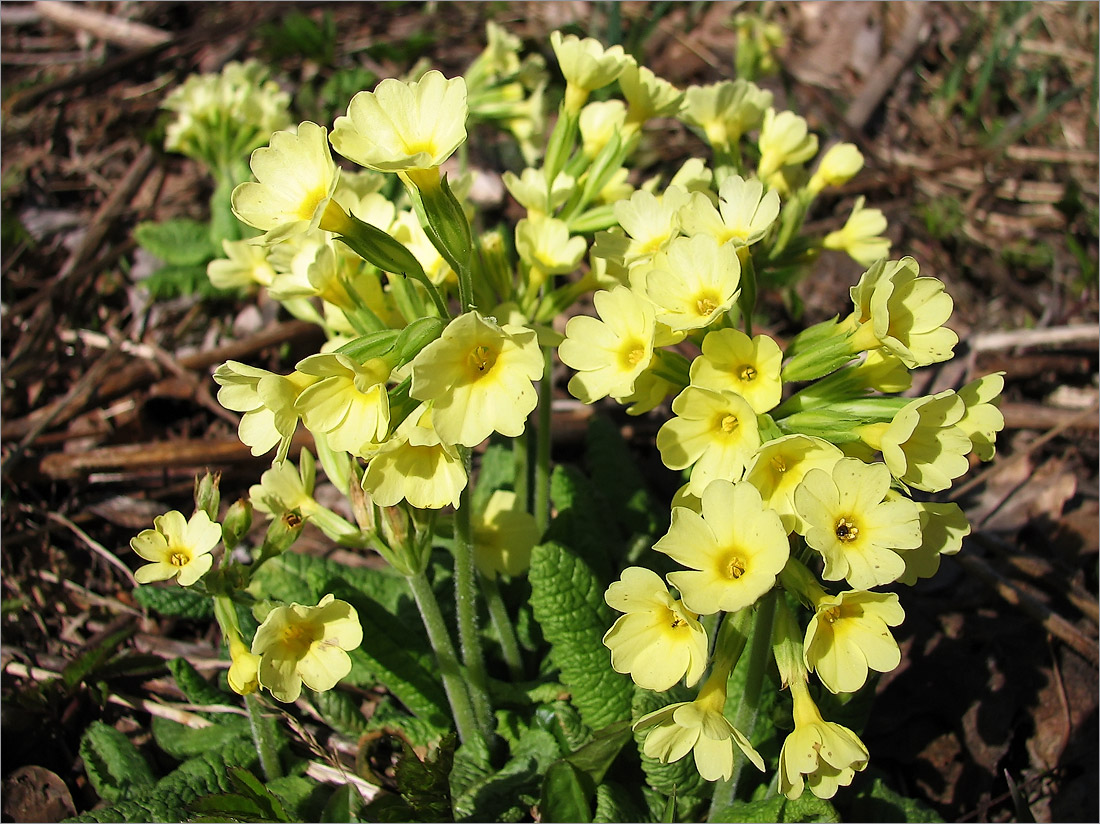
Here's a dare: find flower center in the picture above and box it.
[169,551,191,567]
[297,185,328,221]
[620,341,647,369]
[281,622,321,657]
[468,344,497,375]
[720,414,740,434]
[822,606,842,624]
[835,517,860,543]
[738,364,757,382]
[695,295,719,317]
[722,552,747,580]
[770,454,788,473]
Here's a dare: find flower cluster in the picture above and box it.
[128,25,1004,799]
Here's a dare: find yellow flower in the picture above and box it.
[618,62,683,126]
[207,239,276,291]
[895,500,971,585]
[330,70,468,173]
[757,108,819,182]
[252,594,363,703]
[742,434,844,533]
[655,480,788,615]
[294,353,391,458]
[845,256,958,369]
[633,665,764,781]
[678,174,780,248]
[594,185,691,268]
[868,390,972,492]
[955,373,1005,461]
[640,235,741,333]
[550,31,630,112]
[804,590,904,694]
[779,678,869,799]
[227,632,261,696]
[130,510,221,586]
[559,286,656,404]
[656,387,762,497]
[794,458,922,589]
[823,196,891,267]
[807,143,864,196]
[473,490,539,578]
[231,122,341,243]
[501,167,575,218]
[249,455,360,543]
[515,215,587,289]
[690,328,783,414]
[213,361,316,462]
[603,566,709,691]
[579,99,628,158]
[363,407,468,510]
[679,80,773,153]
[410,311,543,448]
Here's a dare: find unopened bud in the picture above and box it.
[221,498,253,552]
[194,471,221,521]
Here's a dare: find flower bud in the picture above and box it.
[221,498,253,552]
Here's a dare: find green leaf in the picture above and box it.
[167,658,232,711]
[132,585,214,619]
[310,688,369,739]
[141,264,233,300]
[845,770,944,823]
[188,767,295,823]
[541,761,592,823]
[362,734,455,822]
[66,738,260,822]
[544,465,617,583]
[248,551,412,617]
[134,219,217,266]
[471,442,517,512]
[585,416,662,546]
[710,793,840,823]
[61,622,136,691]
[79,721,156,803]
[366,696,448,749]
[450,754,540,823]
[150,716,249,761]
[593,781,647,824]
[562,721,631,786]
[529,541,632,732]
[320,782,363,823]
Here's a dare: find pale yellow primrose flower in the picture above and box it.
[603,566,709,691]
[227,631,261,696]
[804,590,904,694]
[502,167,575,217]
[410,311,543,448]
[895,500,971,585]
[618,61,683,126]
[593,186,691,268]
[743,434,844,533]
[550,31,630,113]
[757,108,819,182]
[330,70,468,173]
[655,480,788,615]
[231,122,340,244]
[515,215,587,289]
[473,490,540,578]
[213,362,315,462]
[678,175,780,248]
[641,234,741,333]
[294,353,391,458]
[559,286,656,404]
[690,328,783,414]
[633,672,764,782]
[579,99,628,158]
[207,239,276,291]
[130,510,221,586]
[362,406,467,510]
[249,456,360,543]
[656,387,762,498]
[807,142,864,196]
[392,210,454,287]
[868,390,972,492]
[795,458,922,590]
[679,79,773,152]
[845,256,959,369]
[251,594,362,703]
[614,360,677,417]
[955,373,1005,461]
[823,196,891,267]
[779,677,869,799]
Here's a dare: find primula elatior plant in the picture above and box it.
[107,22,1005,823]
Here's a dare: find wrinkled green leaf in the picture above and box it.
[845,771,944,822]
[151,715,249,761]
[541,761,592,823]
[133,584,214,619]
[711,793,841,823]
[529,541,632,732]
[79,721,156,803]
[134,219,217,266]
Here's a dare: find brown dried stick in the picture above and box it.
[845,3,929,132]
[33,0,172,49]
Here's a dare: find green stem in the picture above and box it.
[708,591,778,820]
[535,346,553,535]
[513,430,530,513]
[405,568,483,748]
[480,572,524,681]
[454,449,494,739]
[245,694,282,781]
